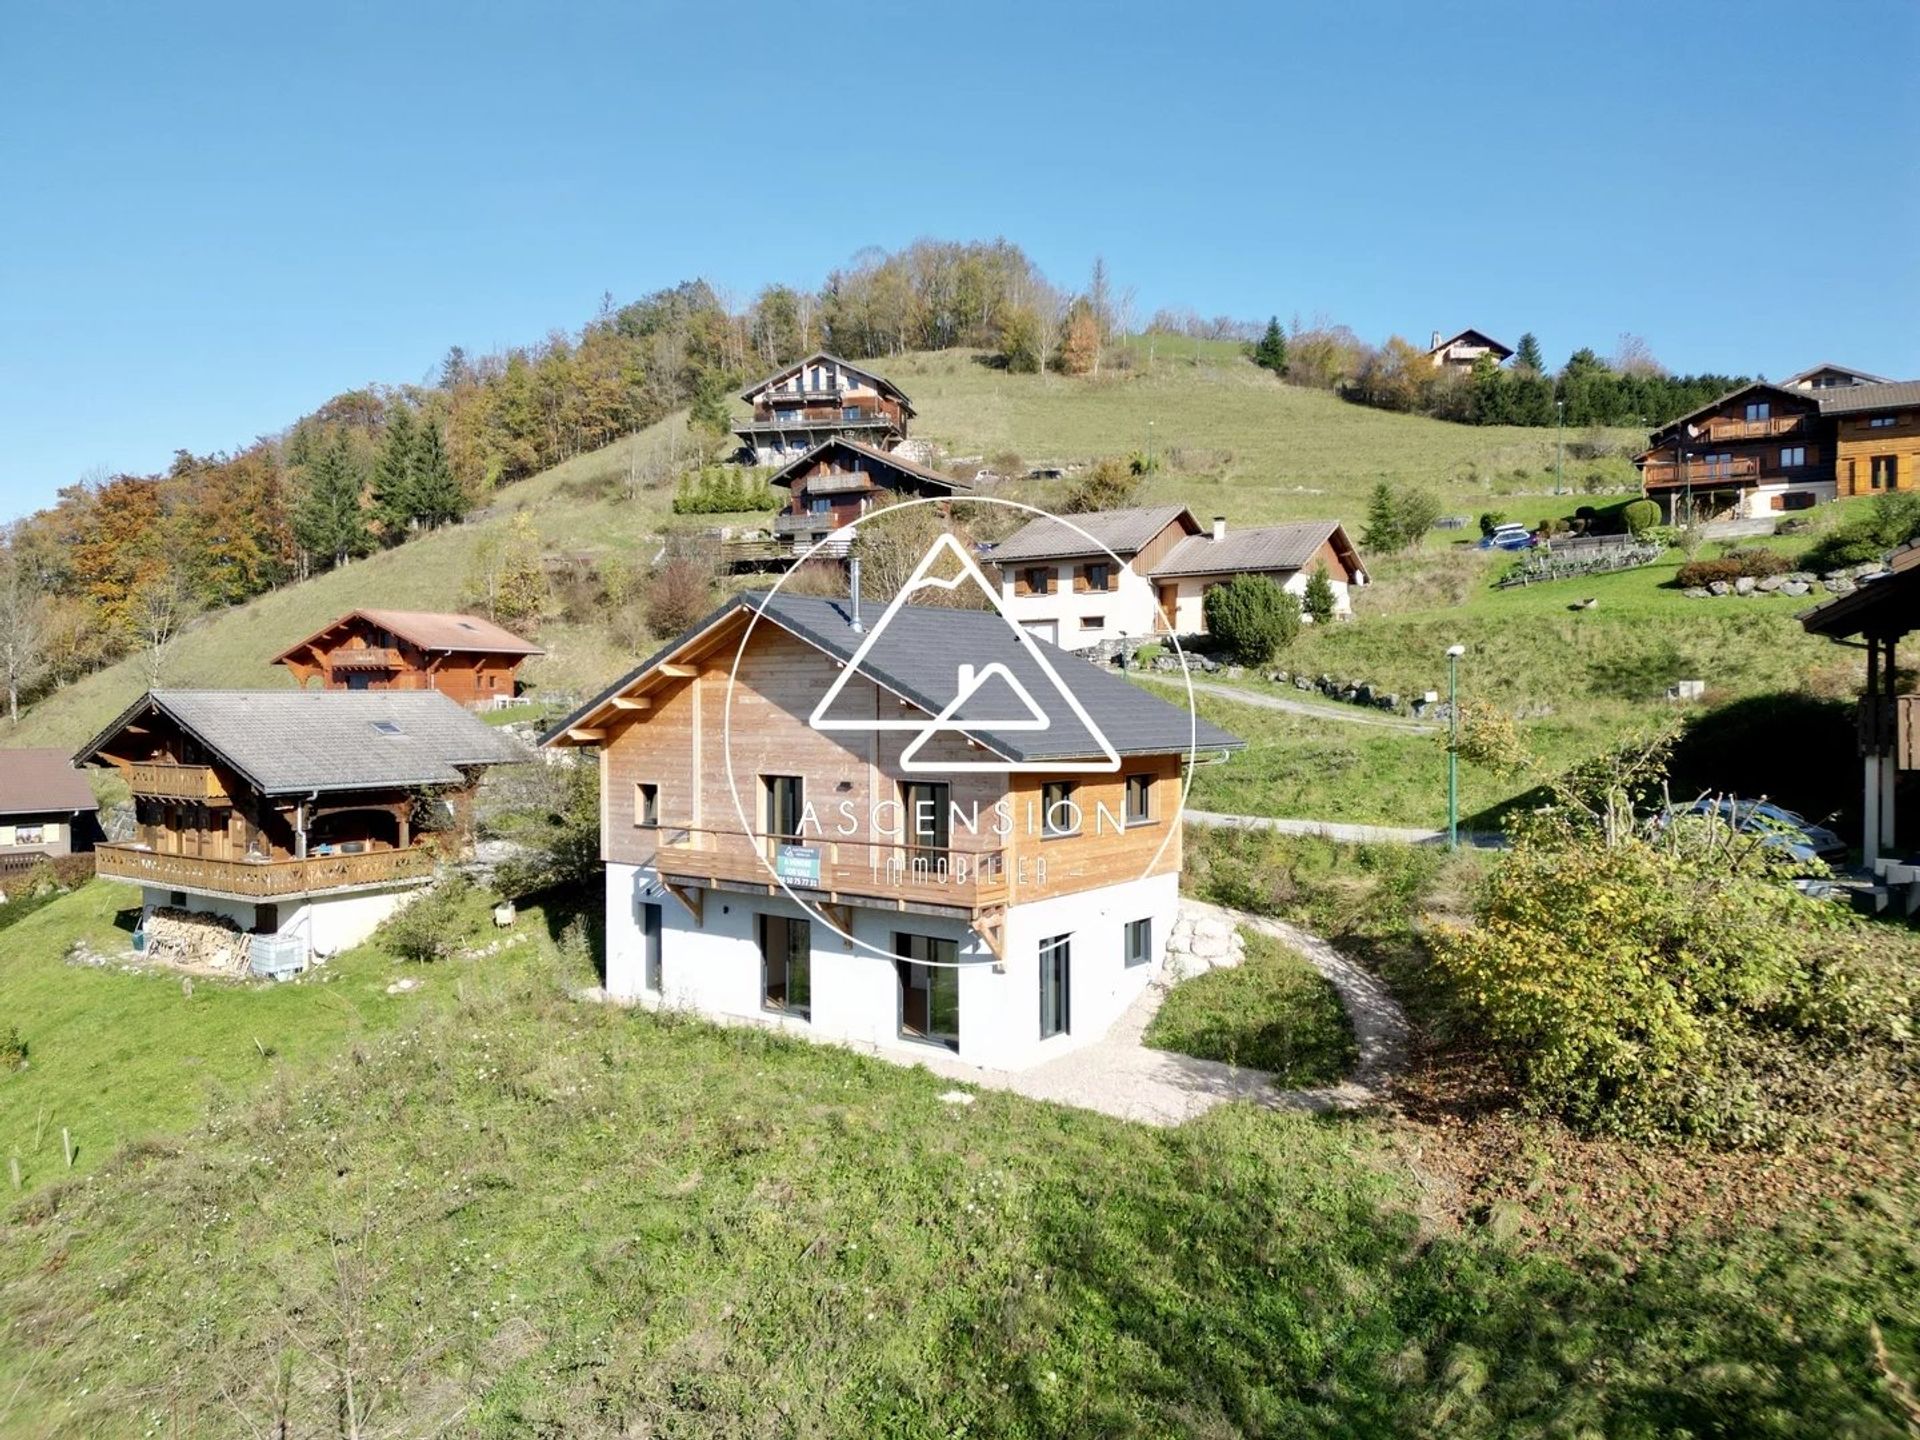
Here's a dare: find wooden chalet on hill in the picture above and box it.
[725,437,969,569]
[77,690,527,957]
[272,609,543,709]
[1635,374,1919,522]
[1426,329,1513,373]
[733,353,916,465]
[0,748,99,879]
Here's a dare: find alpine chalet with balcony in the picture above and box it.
[77,690,527,958]
[733,352,916,465]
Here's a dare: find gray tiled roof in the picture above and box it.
[1151,521,1341,578]
[1814,379,1920,416]
[987,505,1197,563]
[546,593,1243,764]
[77,691,531,796]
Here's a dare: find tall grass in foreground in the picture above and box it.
[2,928,1914,1438]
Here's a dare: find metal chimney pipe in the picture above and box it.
[848,556,864,632]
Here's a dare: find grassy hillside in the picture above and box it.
[2,880,1914,1437]
[6,343,1860,833]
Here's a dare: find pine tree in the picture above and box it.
[371,403,418,543]
[1302,564,1336,624]
[1253,316,1288,375]
[410,419,467,529]
[1515,332,1545,374]
[1362,481,1402,553]
[293,435,371,571]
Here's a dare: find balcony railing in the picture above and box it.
[649,826,1010,912]
[95,843,437,898]
[738,413,895,434]
[127,763,231,803]
[773,511,856,535]
[1702,415,1807,441]
[1639,456,1761,488]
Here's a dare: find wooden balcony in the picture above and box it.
[1701,414,1808,442]
[649,826,1010,915]
[1639,456,1761,488]
[127,763,230,804]
[95,843,437,899]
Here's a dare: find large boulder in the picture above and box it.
[1733,576,1756,596]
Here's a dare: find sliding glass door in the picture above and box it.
[896,933,960,1051]
[760,913,811,1019]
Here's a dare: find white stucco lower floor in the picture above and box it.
[603,862,1179,1071]
[139,883,423,960]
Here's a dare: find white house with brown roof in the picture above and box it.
[988,506,1366,651]
[0,748,99,875]
[1426,329,1514,372]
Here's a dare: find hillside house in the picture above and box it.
[733,353,916,465]
[988,505,1366,650]
[1635,376,1917,521]
[542,588,1243,1070]
[1800,539,1918,913]
[1780,362,1894,392]
[0,748,99,878]
[272,609,543,709]
[729,437,970,567]
[77,691,527,957]
[1426,329,1514,372]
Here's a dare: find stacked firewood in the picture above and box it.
[143,907,251,974]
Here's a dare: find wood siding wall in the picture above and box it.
[1836,407,1920,498]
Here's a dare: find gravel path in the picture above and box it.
[898,899,1409,1127]
[1135,671,1439,732]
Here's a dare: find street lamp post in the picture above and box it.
[1446,644,1466,849]
[1555,400,1565,494]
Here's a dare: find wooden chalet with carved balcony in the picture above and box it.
[724,437,970,569]
[272,609,543,710]
[76,690,527,958]
[543,581,1242,1070]
[733,352,916,466]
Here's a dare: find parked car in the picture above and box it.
[1479,523,1536,551]
[1668,797,1848,866]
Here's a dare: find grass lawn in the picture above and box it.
[1144,929,1356,1084]
[1,882,1915,1436]
[0,877,566,1195]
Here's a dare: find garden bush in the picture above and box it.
[1674,548,1789,587]
[375,873,475,964]
[0,1024,26,1071]
[1801,491,1920,572]
[1429,828,1915,1147]
[1202,573,1300,664]
[671,467,777,515]
[1621,498,1659,536]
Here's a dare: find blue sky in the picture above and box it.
[3,0,1916,522]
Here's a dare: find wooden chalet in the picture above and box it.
[272,609,543,709]
[725,437,970,569]
[733,352,916,465]
[76,691,526,944]
[1635,375,1917,521]
[542,584,1243,1068]
[1780,362,1894,393]
[1426,328,1514,372]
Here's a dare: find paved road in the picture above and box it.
[1186,808,1507,849]
[1135,671,1438,732]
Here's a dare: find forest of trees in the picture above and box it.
[0,231,1761,721]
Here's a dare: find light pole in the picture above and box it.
[1445,644,1466,849]
[1555,400,1565,494]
